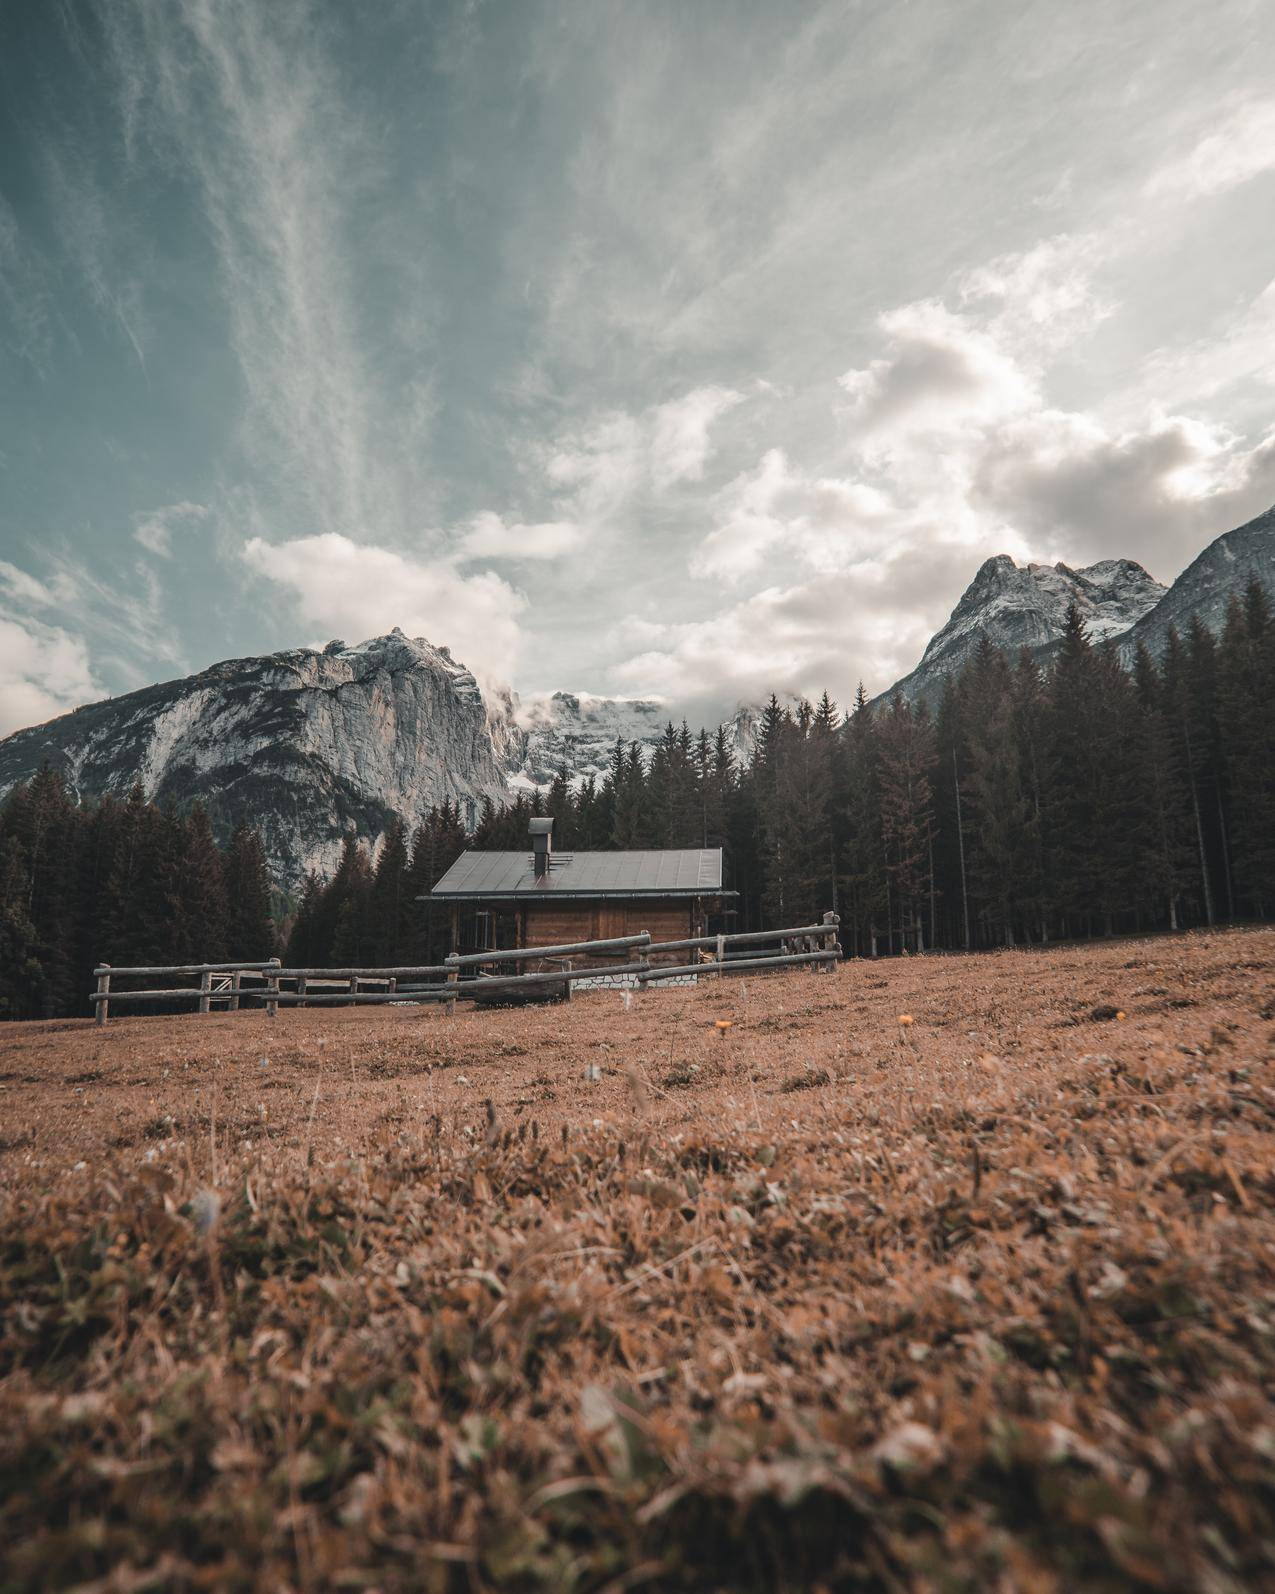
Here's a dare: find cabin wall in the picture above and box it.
[522,899,693,959]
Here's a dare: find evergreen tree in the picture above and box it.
[177,802,229,962]
[224,821,276,958]
[0,834,43,1017]
[875,696,936,951]
[1218,581,1275,914]
[369,816,411,964]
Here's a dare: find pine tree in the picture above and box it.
[285,872,325,966]
[961,642,1032,945]
[369,816,411,964]
[178,802,230,962]
[843,685,887,956]
[1217,580,1275,914]
[224,822,276,959]
[0,835,42,1018]
[875,696,936,951]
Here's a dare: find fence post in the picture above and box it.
[297,975,307,1008]
[715,933,725,977]
[266,957,280,1019]
[199,969,212,1014]
[95,964,111,1027]
[230,969,242,1012]
[349,975,358,1002]
[445,953,459,1017]
[388,977,397,996]
[822,910,840,974]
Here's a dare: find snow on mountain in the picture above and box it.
[501,692,670,790]
[877,555,1166,706]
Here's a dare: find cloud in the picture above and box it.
[692,448,891,583]
[609,542,979,718]
[0,561,104,736]
[543,385,745,519]
[838,300,1036,447]
[99,0,402,535]
[240,532,528,686]
[459,513,586,562]
[0,546,185,721]
[973,411,1275,571]
[1146,99,1275,201]
[40,139,150,373]
[957,233,1117,358]
[0,192,56,378]
[0,616,101,738]
[649,385,745,489]
[133,501,208,558]
[0,561,55,609]
[1139,278,1275,409]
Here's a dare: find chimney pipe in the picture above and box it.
[529,816,553,881]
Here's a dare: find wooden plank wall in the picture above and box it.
[523,900,692,961]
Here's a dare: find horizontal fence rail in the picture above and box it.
[261,961,653,1006]
[640,949,839,982]
[645,923,830,955]
[452,933,650,966]
[89,915,840,1022]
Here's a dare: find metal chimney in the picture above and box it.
[529,816,553,880]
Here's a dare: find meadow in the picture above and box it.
[2,929,1274,1590]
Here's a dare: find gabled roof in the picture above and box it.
[425,847,728,900]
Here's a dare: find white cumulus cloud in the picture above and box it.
[459,512,587,561]
[240,532,528,687]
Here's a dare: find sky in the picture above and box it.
[1,0,1274,738]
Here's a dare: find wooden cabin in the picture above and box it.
[423,817,733,956]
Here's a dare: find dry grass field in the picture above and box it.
[2,928,1274,1591]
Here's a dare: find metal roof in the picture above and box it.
[425,847,727,900]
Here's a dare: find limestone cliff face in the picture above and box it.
[0,630,511,887]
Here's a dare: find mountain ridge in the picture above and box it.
[3,507,1270,886]
[873,504,1274,707]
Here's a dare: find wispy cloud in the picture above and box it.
[40,140,150,374]
[0,194,57,379]
[1146,98,1275,201]
[100,0,394,534]
[133,501,208,558]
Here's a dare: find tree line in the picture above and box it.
[3,579,1272,1017]
[0,781,275,1020]
[285,579,1275,962]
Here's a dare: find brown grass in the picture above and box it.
[2,928,1274,1590]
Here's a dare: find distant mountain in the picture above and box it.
[504,692,759,790]
[877,556,1165,706]
[0,631,513,887]
[876,504,1275,706]
[504,692,670,790]
[0,629,755,887]
[1115,504,1275,665]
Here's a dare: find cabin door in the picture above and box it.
[596,904,627,942]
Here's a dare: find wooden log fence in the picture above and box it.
[92,959,281,1026]
[90,918,839,1022]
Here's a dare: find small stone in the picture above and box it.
[874,1422,945,1473]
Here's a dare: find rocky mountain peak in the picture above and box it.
[887,552,1166,705]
